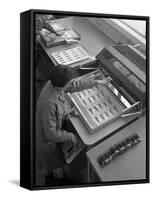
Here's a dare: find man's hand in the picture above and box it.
[71,134,78,146]
[96,76,112,85]
[67,107,79,117]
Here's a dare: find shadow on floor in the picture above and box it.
[9,180,20,186]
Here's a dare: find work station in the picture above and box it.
[35,13,147,187]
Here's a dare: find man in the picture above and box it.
[36,65,111,186]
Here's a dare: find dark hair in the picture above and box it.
[50,65,73,87]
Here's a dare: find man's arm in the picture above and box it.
[41,102,75,143]
[64,75,111,94]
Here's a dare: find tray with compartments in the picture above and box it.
[51,46,89,65]
[67,84,127,134]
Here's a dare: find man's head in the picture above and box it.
[50,65,74,88]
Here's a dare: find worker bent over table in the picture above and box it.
[36,65,111,186]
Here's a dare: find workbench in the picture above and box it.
[39,16,115,58]
[86,116,146,182]
[37,16,115,79]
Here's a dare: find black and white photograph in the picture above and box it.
[20,9,149,190]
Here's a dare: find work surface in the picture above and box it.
[38,16,115,67]
[86,116,146,181]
